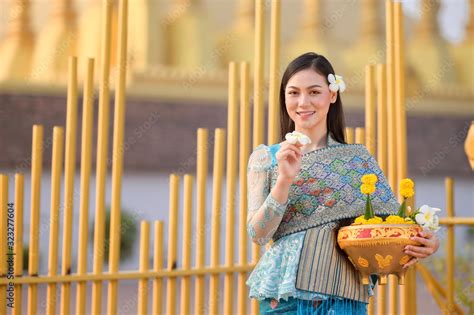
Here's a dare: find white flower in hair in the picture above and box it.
[328,74,346,93]
[285,131,312,145]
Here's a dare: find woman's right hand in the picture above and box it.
[275,141,303,183]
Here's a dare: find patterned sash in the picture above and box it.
[269,142,399,241]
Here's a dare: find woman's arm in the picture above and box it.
[246,143,302,245]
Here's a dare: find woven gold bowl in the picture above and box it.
[337,224,422,285]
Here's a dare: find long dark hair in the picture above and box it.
[279,52,346,144]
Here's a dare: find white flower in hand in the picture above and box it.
[328,74,346,93]
[285,131,312,145]
[415,205,441,232]
[429,215,440,232]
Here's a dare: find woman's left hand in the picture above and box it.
[402,230,440,269]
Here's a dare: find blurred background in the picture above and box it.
[0,0,472,175]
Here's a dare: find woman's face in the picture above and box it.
[285,68,337,131]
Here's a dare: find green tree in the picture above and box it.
[89,207,139,263]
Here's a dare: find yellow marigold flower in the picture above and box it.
[367,216,383,224]
[360,184,376,195]
[354,215,367,225]
[400,178,414,190]
[400,187,414,198]
[384,215,406,224]
[361,174,378,185]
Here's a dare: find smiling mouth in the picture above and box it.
[297,111,316,117]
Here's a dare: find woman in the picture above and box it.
[246,52,439,314]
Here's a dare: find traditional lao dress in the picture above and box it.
[246,135,399,314]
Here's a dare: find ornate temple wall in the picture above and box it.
[0,93,471,176]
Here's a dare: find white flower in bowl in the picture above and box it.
[415,205,441,232]
[428,215,440,232]
[285,131,312,145]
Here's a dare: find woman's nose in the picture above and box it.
[298,93,310,106]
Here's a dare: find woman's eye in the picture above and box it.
[310,91,320,95]
[288,91,297,95]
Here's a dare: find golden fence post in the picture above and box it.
[386,188,398,307]
[76,57,95,315]
[250,247,260,314]
[252,3,265,308]
[368,296,375,315]
[367,78,375,298]
[46,127,64,315]
[0,175,8,315]
[107,0,129,313]
[412,267,417,314]
[377,64,388,176]
[137,221,150,315]
[195,128,208,315]
[60,56,78,315]
[28,125,43,315]
[225,61,239,315]
[394,1,407,189]
[408,181,417,315]
[355,119,366,314]
[376,64,388,315]
[209,129,226,315]
[91,0,113,311]
[365,64,376,156]
[446,177,455,314]
[345,127,355,144]
[152,221,164,315]
[386,170,399,307]
[13,174,24,315]
[404,188,416,315]
[365,65,376,315]
[166,174,179,315]
[268,0,281,145]
[238,61,250,315]
[355,128,365,145]
[386,1,398,313]
[394,2,408,313]
[407,267,417,314]
[180,174,194,315]
[386,0,397,192]
[253,0,265,149]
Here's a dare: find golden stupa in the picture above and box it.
[0,0,471,117]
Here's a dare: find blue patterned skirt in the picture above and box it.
[259,296,367,314]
